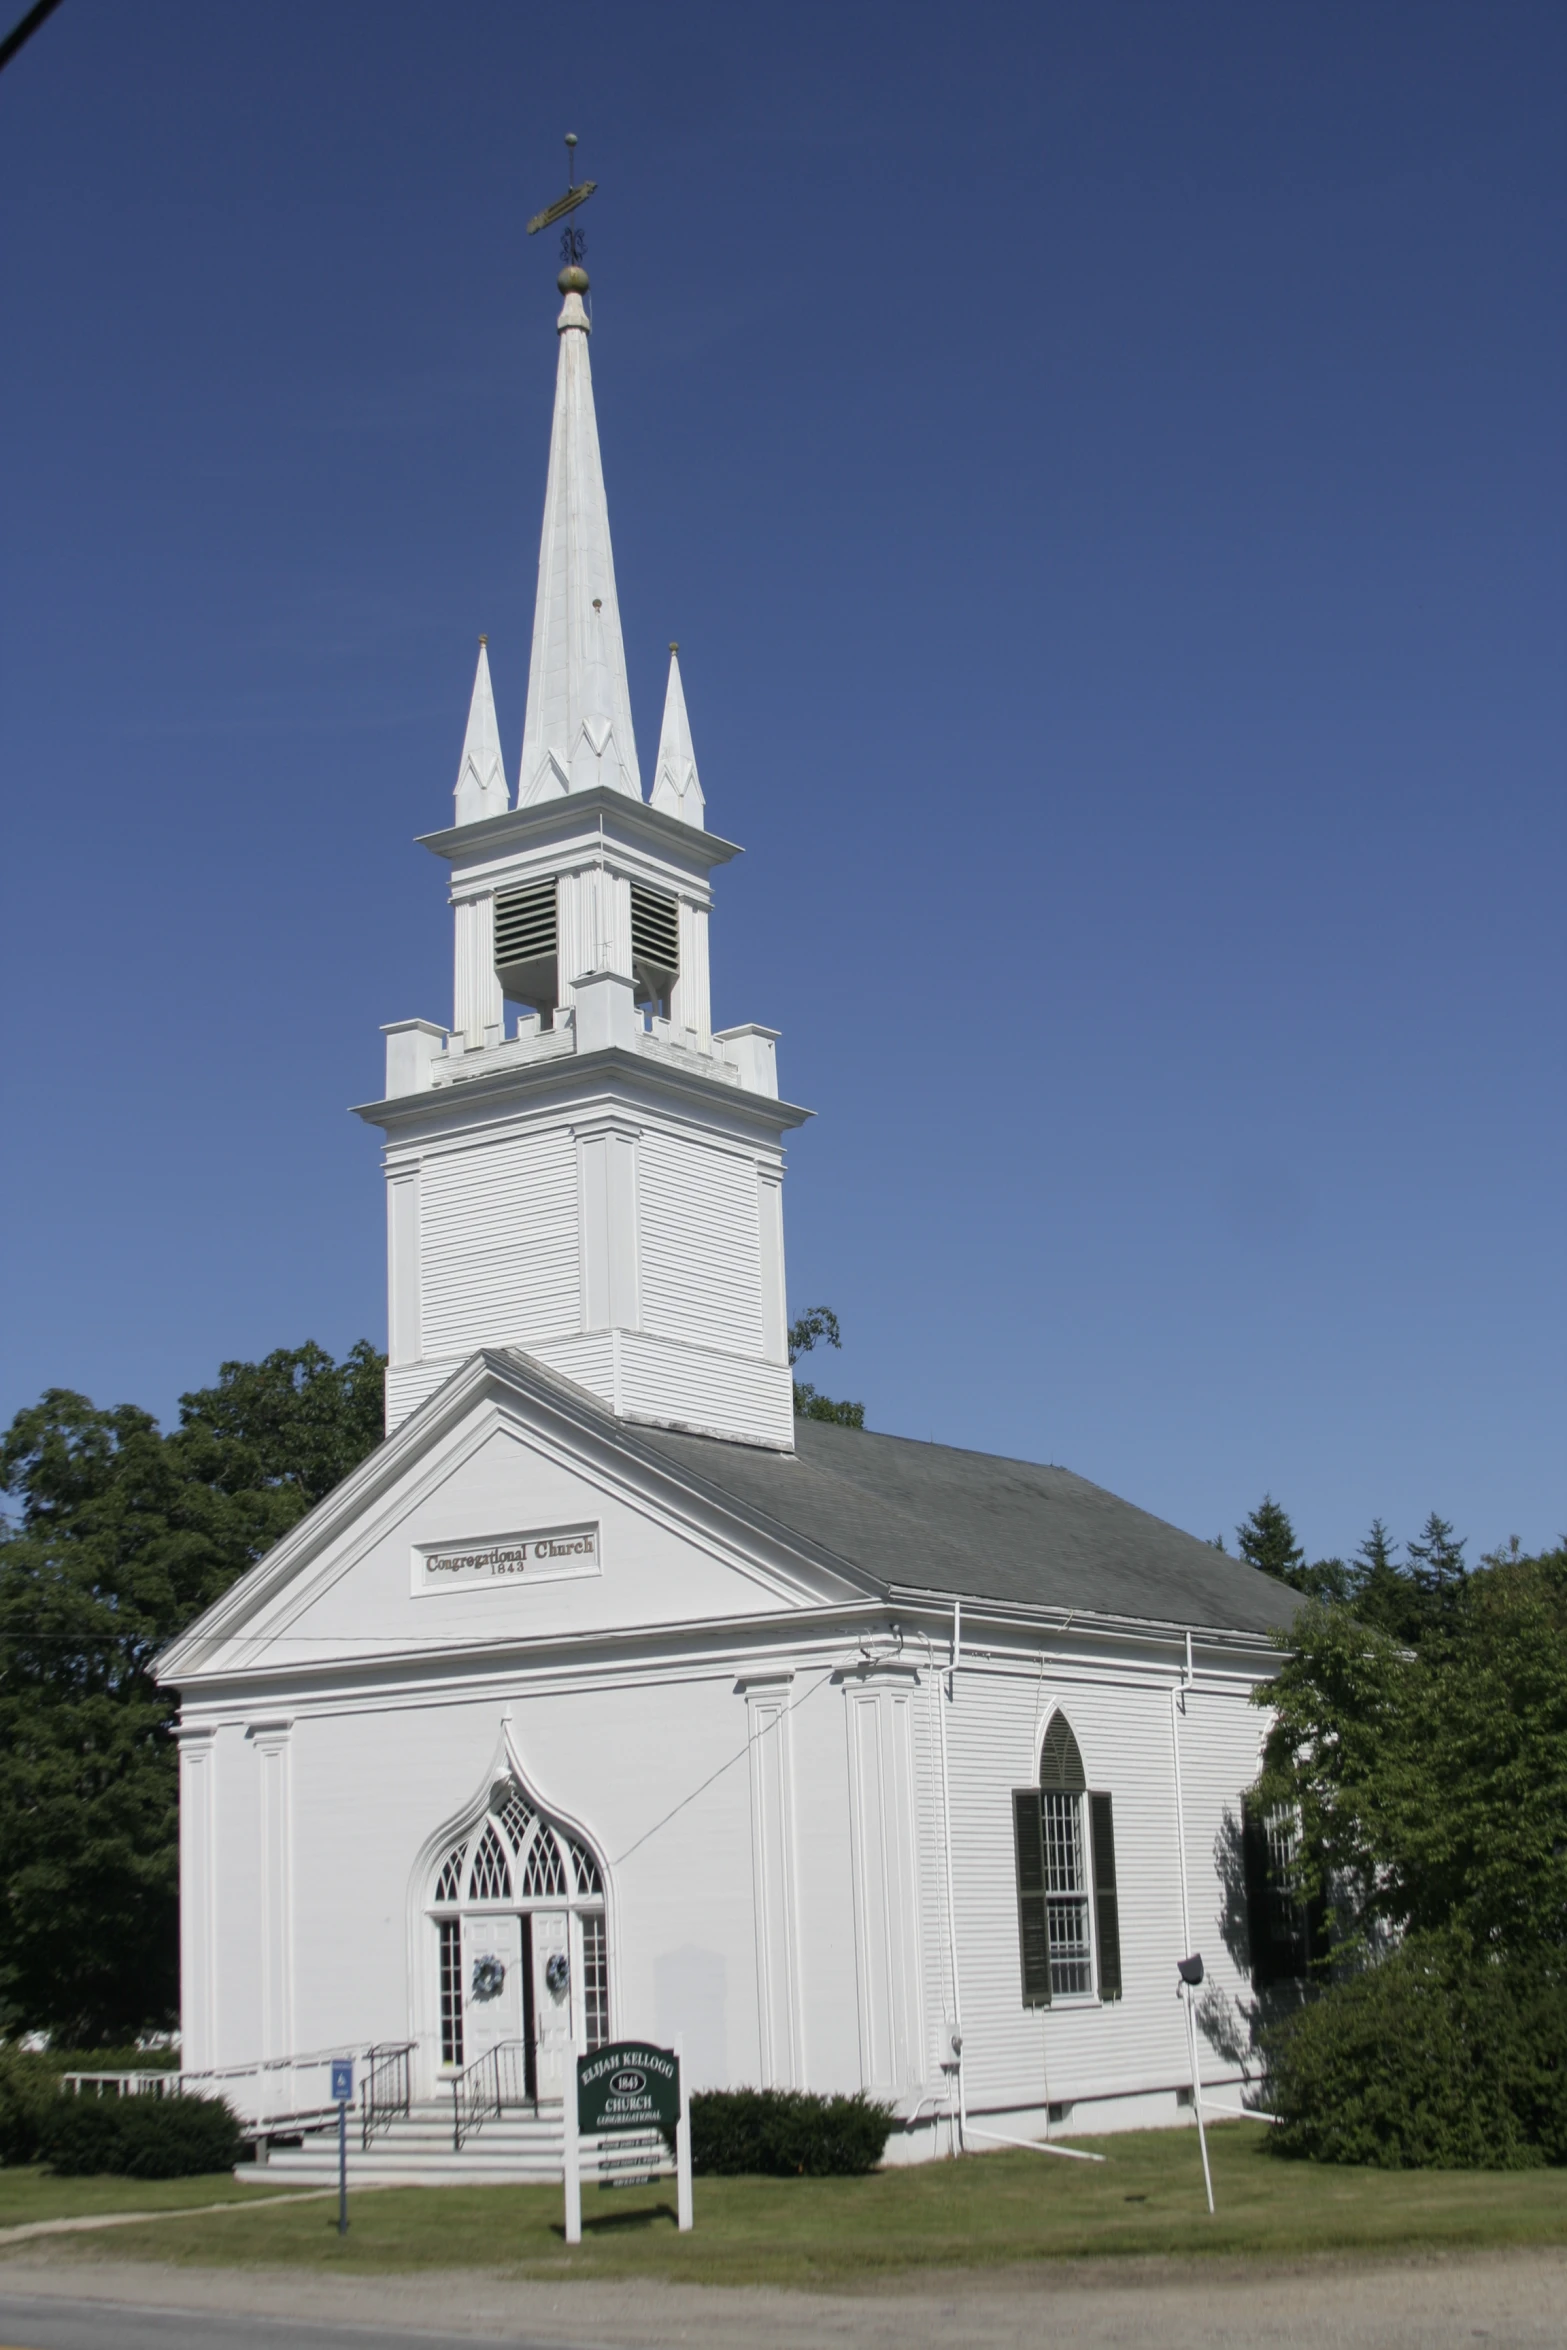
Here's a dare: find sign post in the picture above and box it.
[568,2041,691,2239]
[563,2035,582,2246]
[675,2033,692,2233]
[1176,1957,1214,2215]
[330,2058,354,2236]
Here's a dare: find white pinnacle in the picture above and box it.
[452,638,509,825]
[516,285,641,805]
[649,644,705,829]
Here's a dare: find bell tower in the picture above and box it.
[357,247,806,1449]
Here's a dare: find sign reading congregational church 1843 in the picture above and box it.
[577,2042,680,2135]
[414,1525,600,1595]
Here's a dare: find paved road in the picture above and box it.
[3,2248,1565,2350]
[2,2291,588,2350]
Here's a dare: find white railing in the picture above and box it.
[60,2040,416,2141]
[59,2070,182,2101]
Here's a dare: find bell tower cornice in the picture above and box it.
[416,787,741,877]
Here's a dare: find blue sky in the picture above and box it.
[2,0,1562,1563]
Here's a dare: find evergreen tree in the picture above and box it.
[1291,1555,1355,1604]
[1236,1494,1305,1582]
[1407,1512,1468,1608]
[1347,1514,1427,1641]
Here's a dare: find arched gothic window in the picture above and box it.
[1011,1712,1122,2007]
[428,1785,609,2072]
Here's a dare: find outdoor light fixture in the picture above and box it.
[1177,1954,1205,1987]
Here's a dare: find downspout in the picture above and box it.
[1170,1632,1193,1955]
[938,1601,963,2152]
[1170,1627,1210,2194]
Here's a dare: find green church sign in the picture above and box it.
[577,2041,680,2136]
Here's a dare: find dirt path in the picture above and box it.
[0,2245,1562,2348]
[0,2191,335,2248]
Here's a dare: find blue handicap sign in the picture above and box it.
[330,2059,354,2104]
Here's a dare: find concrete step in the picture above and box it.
[250,2099,573,2186]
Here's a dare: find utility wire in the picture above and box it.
[0,0,66,78]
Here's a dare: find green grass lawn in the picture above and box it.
[0,2169,306,2230]
[7,2124,1567,2287]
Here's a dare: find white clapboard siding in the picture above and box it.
[844,1682,927,2093]
[914,1671,957,2082]
[616,1335,794,1448]
[943,1662,1228,2113]
[385,1358,462,1433]
[529,1331,616,1401]
[419,1131,579,1357]
[1172,1681,1271,2025]
[637,1132,762,1355]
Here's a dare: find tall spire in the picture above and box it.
[649,642,705,829]
[453,637,509,825]
[516,270,641,805]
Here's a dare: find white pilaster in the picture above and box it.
[387,1172,421,1374]
[178,1727,217,2073]
[743,1675,803,2088]
[454,894,503,1045]
[250,1721,295,2068]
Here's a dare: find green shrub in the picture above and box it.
[688,2088,894,2176]
[1268,1936,1567,2169]
[0,2046,60,2165]
[42,2091,243,2178]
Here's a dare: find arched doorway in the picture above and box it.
[428,1781,609,2100]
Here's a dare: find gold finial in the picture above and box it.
[479,633,488,646]
[669,640,679,654]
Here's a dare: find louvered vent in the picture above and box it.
[494,878,559,1015]
[630,884,679,1018]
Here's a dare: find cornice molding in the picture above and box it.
[352,1041,811,1139]
[418,789,741,875]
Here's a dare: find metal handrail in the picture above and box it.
[450,2039,532,2150]
[360,2041,415,2150]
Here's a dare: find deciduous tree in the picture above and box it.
[787,1306,865,1429]
[1256,1545,1567,1962]
[0,1343,384,2042]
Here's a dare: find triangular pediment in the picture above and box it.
[157,1350,874,1689]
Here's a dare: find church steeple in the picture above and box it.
[649,643,705,830]
[516,267,641,805]
[452,637,509,825]
[362,205,807,1454]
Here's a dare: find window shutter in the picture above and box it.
[1012,1788,1052,2007]
[1241,1798,1281,1987]
[1088,1792,1122,2001]
[1242,1796,1316,1988]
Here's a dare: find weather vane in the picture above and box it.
[526,132,597,273]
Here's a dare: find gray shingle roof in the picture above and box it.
[636,1418,1297,1637]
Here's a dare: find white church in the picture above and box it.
[158,238,1298,2177]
